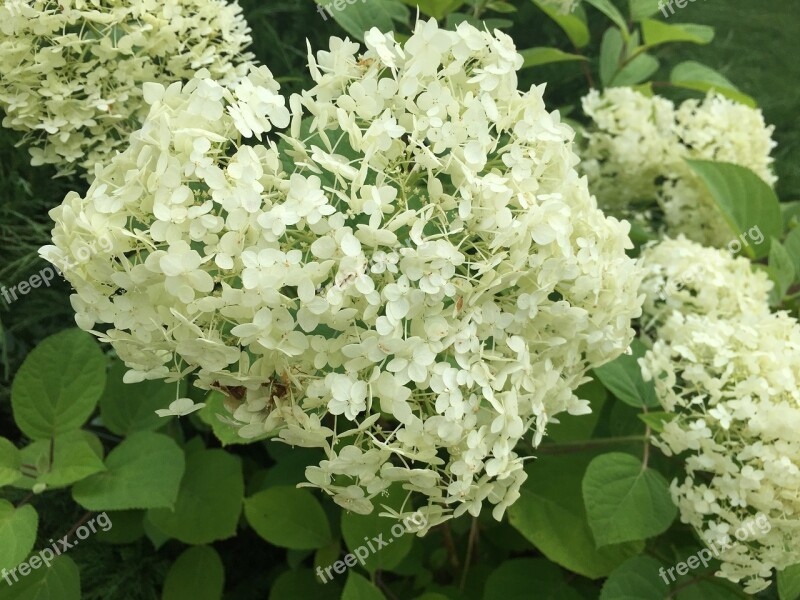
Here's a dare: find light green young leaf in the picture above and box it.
[593,339,658,408]
[686,160,782,259]
[72,431,184,511]
[637,411,676,433]
[0,500,37,571]
[583,453,677,547]
[600,555,666,599]
[11,328,107,440]
[629,0,662,20]
[15,431,106,490]
[0,437,21,487]
[0,555,80,600]
[245,487,332,550]
[670,61,756,106]
[148,449,244,544]
[641,19,714,47]
[610,53,659,86]
[342,572,387,600]
[519,47,587,69]
[530,0,591,48]
[599,27,624,86]
[162,546,225,600]
[508,452,644,579]
[783,227,800,280]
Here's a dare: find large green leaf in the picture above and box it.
[148,449,244,544]
[600,556,667,599]
[508,452,644,579]
[484,558,583,599]
[0,500,37,571]
[72,432,184,511]
[313,0,409,42]
[11,329,107,440]
[779,563,800,600]
[398,0,463,20]
[599,27,624,87]
[162,546,225,600]
[670,61,756,106]
[0,437,21,487]
[99,360,177,436]
[15,431,105,490]
[593,339,658,408]
[342,572,386,600]
[530,0,590,48]
[686,160,782,259]
[269,569,341,600]
[583,453,677,546]
[0,555,80,600]
[245,487,332,550]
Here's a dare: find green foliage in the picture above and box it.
[245,487,333,550]
[0,500,37,571]
[593,339,658,408]
[0,555,81,600]
[162,546,225,600]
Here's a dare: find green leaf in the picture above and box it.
[769,239,796,300]
[782,227,800,281]
[547,378,607,443]
[342,572,386,600]
[599,28,624,86]
[341,486,415,574]
[245,487,332,550]
[584,0,629,36]
[269,569,340,600]
[94,510,145,545]
[583,452,677,546]
[519,47,587,69]
[11,329,107,440]
[600,556,666,599]
[163,546,225,600]
[508,452,644,579]
[0,500,37,571]
[686,160,782,259]
[148,449,244,544]
[484,558,583,600]
[641,19,714,47]
[675,578,750,600]
[0,437,21,487]
[314,0,409,42]
[16,431,106,489]
[637,411,676,433]
[398,0,463,20]
[0,555,80,600]
[530,0,590,48]
[629,0,661,20]
[670,61,756,107]
[197,391,270,446]
[610,53,659,86]
[99,360,177,436]
[593,339,658,408]
[778,563,800,600]
[72,431,184,511]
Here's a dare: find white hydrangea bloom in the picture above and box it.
[639,236,773,328]
[0,0,253,178]
[642,310,800,593]
[43,20,643,525]
[580,88,777,247]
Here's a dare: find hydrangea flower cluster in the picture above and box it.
[640,239,800,593]
[0,0,253,178]
[42,20,643,527]
[638,235,772,329]
[581,88,777,247]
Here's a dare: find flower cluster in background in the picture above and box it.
[581,88,777,247]
[42,19,643,527]
[640,237,800,593]
[0,0,253,178]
